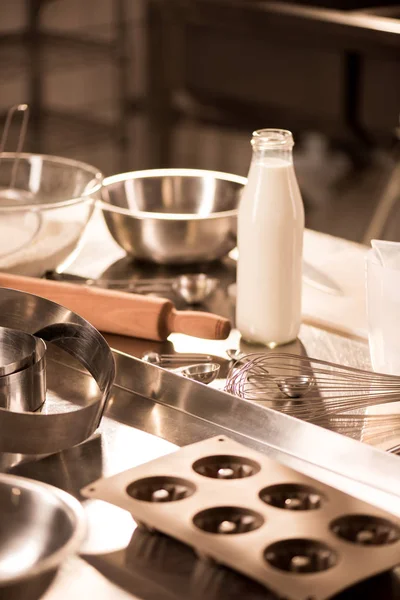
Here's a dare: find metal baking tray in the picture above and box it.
[109,350,400,516]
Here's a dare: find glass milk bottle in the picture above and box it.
[236,129,304,346]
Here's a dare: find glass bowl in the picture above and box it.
[0,153,102,276]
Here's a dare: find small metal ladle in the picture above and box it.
[172,274,218,304]
[173,362,220,384]
[226,348,247,362]
[276,375,314,399]
[142,351,213,366]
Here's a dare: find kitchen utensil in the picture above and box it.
[0,152,102,277]
[45,271,219,305]
[0,328,46,412]
[276,375,315,399]
[0,287,114,454]
[111,349,400,504]
[173,362,220,384]
[82,435,400,600]
[226,348,246,362]
[226,352,314,399]
[0,104,102,277]
[0,473,85,596]
[0,326,37,376]
[0,271,231,341]
[225,352,400,423]
[171,273,218,304]
[142,351,213,365]
[100,168,246,264]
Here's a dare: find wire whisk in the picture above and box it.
[225,353,400,423]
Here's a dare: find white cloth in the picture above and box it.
[302,230,368,339]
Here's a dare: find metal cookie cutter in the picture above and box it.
[0,288,115,455]
[0,327,46,412]
[0,326,37,376]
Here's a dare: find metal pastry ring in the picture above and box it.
[0,326,38,376]
[0,328,46,413]
[0,288,115,455]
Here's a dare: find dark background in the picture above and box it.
[0,0,399,242]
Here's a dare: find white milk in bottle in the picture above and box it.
[236,129,304,346]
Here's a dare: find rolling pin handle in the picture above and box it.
[168,309,231,340]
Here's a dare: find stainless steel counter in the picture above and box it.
[11,211,400,600]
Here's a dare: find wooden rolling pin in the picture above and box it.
[0,272,231,341]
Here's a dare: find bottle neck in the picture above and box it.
[251,147,293,164]
[250,129,294,165]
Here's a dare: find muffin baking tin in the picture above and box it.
[82,436,400,600]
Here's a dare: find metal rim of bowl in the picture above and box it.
[0,152,103,212]
[101,168,247,220]
[0,473,86,586]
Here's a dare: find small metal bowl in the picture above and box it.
[0,473,85,595]
[0,153,102,277]
[101,168,246,264]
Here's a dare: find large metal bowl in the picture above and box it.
[0,153,102,277]
[0,473,85,596]
[100,168,246,264]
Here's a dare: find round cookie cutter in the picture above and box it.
[0,326,37,376]
[0,328,46,412]
[0,288,115,455]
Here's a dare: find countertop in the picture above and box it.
[13,210,400,600]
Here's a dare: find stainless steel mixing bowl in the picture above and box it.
[101,168,246,264]
[0,473,85,596]
[0,153,102,277]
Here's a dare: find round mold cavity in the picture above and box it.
[126,476,196,503]
[193,506,264,535]
[192,455,260,479]
[264,539,337,574]
[259,483,324,511]
[330,514,400,546]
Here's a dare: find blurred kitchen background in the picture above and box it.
[0,0,399,243]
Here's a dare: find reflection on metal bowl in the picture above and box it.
[101,168,246,264]
[0,473,85,599]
